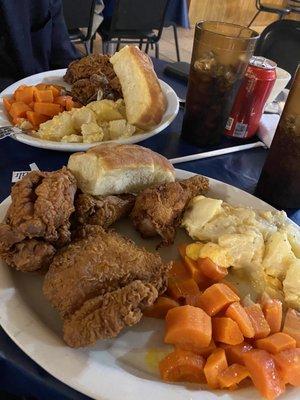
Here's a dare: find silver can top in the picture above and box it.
[250,56,277,69]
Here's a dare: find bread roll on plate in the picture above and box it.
[110,45,167,130]
[67,143,175,196]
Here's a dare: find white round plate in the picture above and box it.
[0,69,179,152]
[0,170,298,400]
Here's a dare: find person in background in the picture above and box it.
[0,0,80,91]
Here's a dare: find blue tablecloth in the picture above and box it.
[0,58,299,400]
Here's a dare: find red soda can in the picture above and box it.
[224,56,276,139]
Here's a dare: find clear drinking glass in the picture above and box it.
[255,65,300,208]
[181,21,259,147]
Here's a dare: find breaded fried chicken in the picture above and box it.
[43,225,171,318]
[63,280,157,347]
[74,193,135,228]
[0,168,77,271]
[131,175,209,247]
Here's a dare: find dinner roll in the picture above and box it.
[110,45,167,129]
[67,143,175,196]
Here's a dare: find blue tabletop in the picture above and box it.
[0,58,299,400]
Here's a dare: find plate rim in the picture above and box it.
[0,169,298,400]
[0,69,179,152]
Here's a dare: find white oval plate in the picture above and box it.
[0,69,179,152]
[0,170,298,400]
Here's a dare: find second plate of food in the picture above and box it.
[0,64,179,152]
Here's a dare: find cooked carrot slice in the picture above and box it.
[219,279,240,295]
[165,305,212,348]
[255,332,296,354]
[199,283,240,316]
[168,260,190,280]
[143,296,179,319]
[167,277,200,300]
[26,111,49,127]
[185,293,202,307]
[34,89,54,103]
[35,83,48,90]
[54,95,72,108]
[204,348,228,389]
[175,339,216,358]
[244,304,270,339]
[218,363,250,389]
[159,349,205,383]
[65,97,75,111]
[225,302,255,338]
[178,243,188,259]
[243,349,285,400]
[48,85,61,97]
[183,256,209,287]
[9,102,31,119]
[212,317,244,345]
[3,97,13,112]
[282,308,300,346]
[222,342,253,365]
[33,102,61,117]
[15,86,34,104]
[197,257,228,281]
[261,294,282,334]
[274,348,300,386]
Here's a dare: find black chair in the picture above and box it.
[247,0,290,27]
[97,0,174,59]
[254,20,300,88]
[62,0,96,55]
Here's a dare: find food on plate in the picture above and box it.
[282,308,300,346]
[67,143,175,196]
[43,225,171,346]
[131,175,209,247]
[74,193,135,227]
[0,168,76,271]
[35,98,139,143]
[3,84,81,131]
[64,54,122,105]
[274,348,300,386]
[182,195,300,309]
[110,45,167,129]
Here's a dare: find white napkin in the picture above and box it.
[258,114,280,148]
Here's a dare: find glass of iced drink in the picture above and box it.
[255,65,300,208]
[181,21,259,147]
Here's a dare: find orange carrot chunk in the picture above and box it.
[223,342,253,365]
[244,303,270,339]
[225,302,255,338]
[143,296,179,319]
[48,84,61,98]
[274,348,300,387]
[178,243,188,260]
[14,86,35,104]
[197,257,228,281]
[212,317,244,345]
[243,349,285,400]
[255,332,296,354]
[33,89,54,103]
[9,102,31,119]
[219,280,240,295]
[168,260,190,280]
[175,339,216,358]
[199,283,240,316]
[204,348,228,389]
[167,277,200,300]
[183,256,209,287]
[282,308,300,347]
[3,97,13,112]
[33,102,61,117]
[261,294,282,334]
[218,363,250,389]
[185,293,202,307]
[159,349,205,383]
[165,305,212,348]
[26,111,49,127]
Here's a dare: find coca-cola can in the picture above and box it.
[224,56,277,139]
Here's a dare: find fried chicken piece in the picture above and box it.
[43,225,171,318]
[74,193,135,228]
[131,175,209,247]
[63,280,157,347]
[1,239,56,272]
[0,168,77,271]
